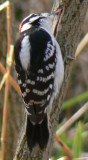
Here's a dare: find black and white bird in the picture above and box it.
[14,9,64,149]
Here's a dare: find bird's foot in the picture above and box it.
[64,55,76,64]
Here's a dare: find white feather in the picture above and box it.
[21,23,32,32]
[43,30,64,117]
[20,35,30,71]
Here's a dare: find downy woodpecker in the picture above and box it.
[14,8,64,149]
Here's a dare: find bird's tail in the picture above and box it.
[26,115,49,150]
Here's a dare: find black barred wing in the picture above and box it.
[14,28,56,125]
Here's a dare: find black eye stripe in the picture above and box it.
[30,14,40,18]
[20,13,48,30]
[21,15,40,26]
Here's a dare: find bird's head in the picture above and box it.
[19,8,63,34]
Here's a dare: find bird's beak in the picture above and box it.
[49,8,63,17]
[54,8,63,15]
[48,7,63,22]
[48,7,64,36]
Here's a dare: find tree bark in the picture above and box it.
[12,0,88,160]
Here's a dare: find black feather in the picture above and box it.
[26,115,49,150]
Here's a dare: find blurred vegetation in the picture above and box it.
[73,122,84,158]
[0,0,88,160]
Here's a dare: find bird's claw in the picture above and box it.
[64,55,76,64]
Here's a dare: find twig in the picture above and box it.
[0,73,8,90]
[55,134,73,160]
[1,46,13,160]
[75,33,88,58]
[57,157,88,160]
[0,63,21,96]
[7,1,11,57]
[56,103,88,135]
[0,1,9,11]
[1,2,12,160]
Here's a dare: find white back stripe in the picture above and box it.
[20,36,30,70]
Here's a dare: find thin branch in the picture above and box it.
[55,134,73,160]
[0,73,8,90]
[55,101,88,159]
[1,2,12,159]
[0,1,10,11]
[7,1,11,56]
[56,103,88,135]
[57,157,88,160]
[1,46,13,160]
[75,33,88,57]
[0,62,21,96]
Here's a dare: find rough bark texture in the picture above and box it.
[13,0,88,160]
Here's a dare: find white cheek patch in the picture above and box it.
[29,16,40,22]
[21,23,32,32]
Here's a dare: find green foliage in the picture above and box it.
[62,91,88,110]
[73,122,84,158]
[60,133,74,150]
[53,147,64,160]
[55,122,86,159]
[54,91,88,159]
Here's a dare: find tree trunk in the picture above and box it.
[13,0,88,160]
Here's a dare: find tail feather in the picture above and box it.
[26,115,49,150]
